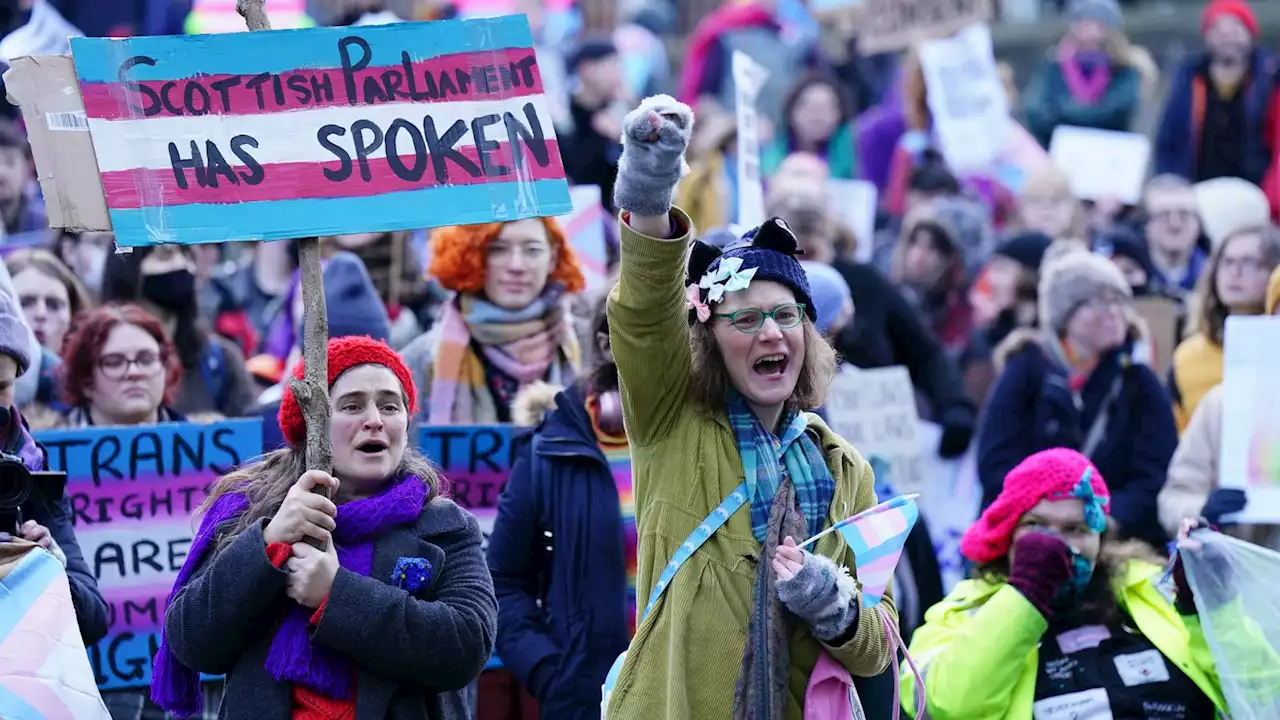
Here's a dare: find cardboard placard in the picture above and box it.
[917,23,1009,173]
[37,419,263,690]
[825,179,877,262]
[824,366,924,494]
[855,0,992,55]
[63,16,571,246]
[4,55,110,231]
[1049,126,1151,205]
[1132,296,1179,379]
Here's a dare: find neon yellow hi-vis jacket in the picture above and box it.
[900,558,1280,719]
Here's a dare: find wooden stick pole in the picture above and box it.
[239,1,334,547]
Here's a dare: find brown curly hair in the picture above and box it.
[427,217,586,295]
[58,304,183,408]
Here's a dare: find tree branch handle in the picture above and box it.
[238,1,332,551]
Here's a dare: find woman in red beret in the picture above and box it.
[151,336,497,720]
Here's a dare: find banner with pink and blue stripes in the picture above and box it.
[69,16,571,248]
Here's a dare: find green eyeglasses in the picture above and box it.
[714,303,807,334]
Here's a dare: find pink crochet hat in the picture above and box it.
[961,448,1111,565]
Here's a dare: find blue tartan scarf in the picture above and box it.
[726,392,836,543]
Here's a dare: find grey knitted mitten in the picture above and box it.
[613,94,694,217]
[776,551,861,642]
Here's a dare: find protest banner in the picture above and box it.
[67,15,572,247]
[1220,316,1280,523]
[825,366,924,494]
[560,184,610,292]
[35,418,263,690]
[1050,126,1151,205]
[856,0,992,55]
[418,424,514,543]
[732,51,767,232]
[419,423,514,671]
[917,23,1009,173]
[912,421,980,591]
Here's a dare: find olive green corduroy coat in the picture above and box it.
[604,210,896,720]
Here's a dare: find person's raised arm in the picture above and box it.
[607,96,696,446]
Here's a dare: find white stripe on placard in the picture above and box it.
[89,95,556,173]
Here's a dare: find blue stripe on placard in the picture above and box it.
[71,16,534,83]
[0,687,42,720]
[106,178,572,247]
[0,550,63,645]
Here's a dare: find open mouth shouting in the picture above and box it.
[356,438,389,457]
[753,353,789,379]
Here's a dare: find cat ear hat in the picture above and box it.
[685,217,816,325]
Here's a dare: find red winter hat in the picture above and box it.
[278,336,418,448]
[960,448,1111,565]
[1202,0,1258,37]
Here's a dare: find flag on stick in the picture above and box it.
[799,495,920,608]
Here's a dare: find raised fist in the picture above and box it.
[614,95,694,217]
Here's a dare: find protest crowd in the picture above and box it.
[7,0,1280,718]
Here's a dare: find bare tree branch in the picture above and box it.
[238,0,334,551]
[236,0,272,31]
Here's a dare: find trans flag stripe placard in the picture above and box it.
[69,15,571,247]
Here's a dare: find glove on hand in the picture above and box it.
[1006,532,1072,620]
[613,95,694,217]
[776,550,860,642]
[1200,488,1247,527]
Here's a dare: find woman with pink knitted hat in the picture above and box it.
[900,448,1239,718]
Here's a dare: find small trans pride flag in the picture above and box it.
[800,494,920,608]
[0,544,110,719]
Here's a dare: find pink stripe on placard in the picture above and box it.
[0,681,75,720]
[100,140,565,209]
[80,47,542,121]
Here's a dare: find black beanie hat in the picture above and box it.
[995,231,1054,272]
[686,217,816,322]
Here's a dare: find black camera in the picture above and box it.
[0,452,67,536]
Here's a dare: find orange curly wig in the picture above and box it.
[428,217,586,295]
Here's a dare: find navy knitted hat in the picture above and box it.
[686,217,816,323]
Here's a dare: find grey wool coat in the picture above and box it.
[163,497,497,720]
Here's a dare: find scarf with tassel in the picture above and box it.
[733,477,805,720]
[151,477,427,718]
[428,289,579,424]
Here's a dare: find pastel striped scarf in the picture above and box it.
[427,291,579,424]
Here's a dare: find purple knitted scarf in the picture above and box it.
[151,476,427,718]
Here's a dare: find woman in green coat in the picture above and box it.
[603,95,895,720]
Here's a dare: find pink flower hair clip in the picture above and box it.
[686,283,711,323]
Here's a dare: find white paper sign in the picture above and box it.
[1049,126,1151,205]
[732,51,768,230]
[917,23,1009,172]
[1219,316,1280,523]
[825,179,878,263]
[826,366,922,491]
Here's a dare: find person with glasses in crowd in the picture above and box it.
[976,249,1178,551]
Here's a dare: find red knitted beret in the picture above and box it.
[1202,0,1258,37]
[278,336,418,447]
[960,448,1111,566]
